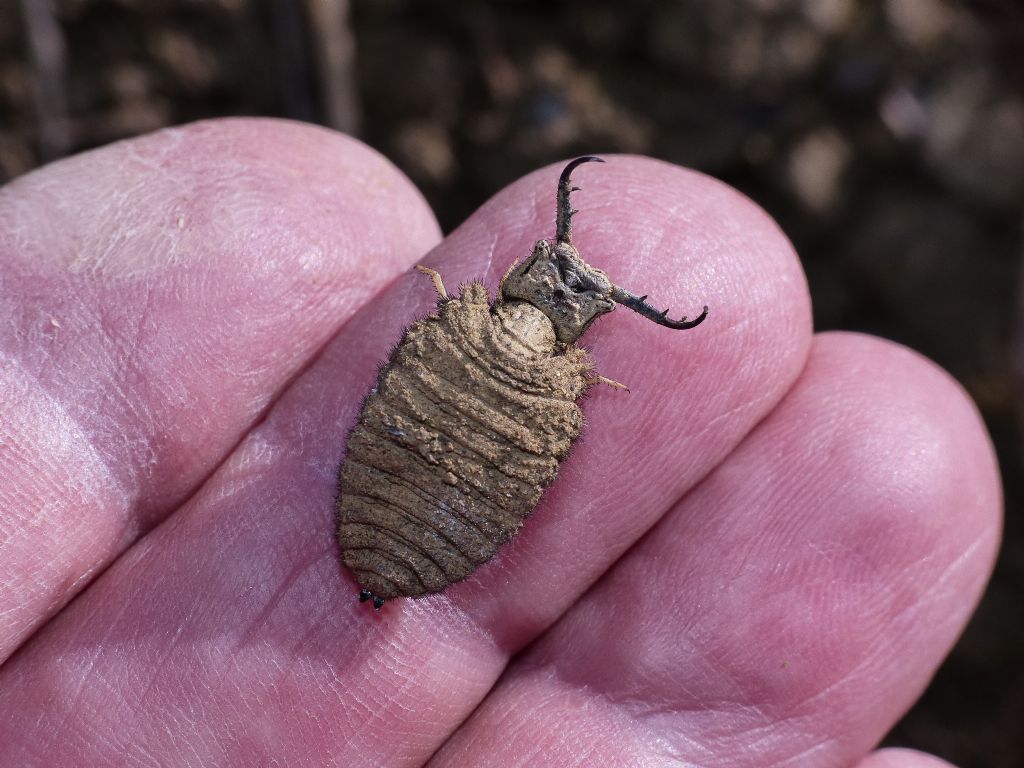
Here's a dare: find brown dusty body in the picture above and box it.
[337,282,591,600]
[336,156,706,608]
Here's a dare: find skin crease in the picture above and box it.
[0,119,1001,767]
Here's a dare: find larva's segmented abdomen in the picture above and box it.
[337,284,591,600]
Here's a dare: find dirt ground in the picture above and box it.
[2,1,1022,765]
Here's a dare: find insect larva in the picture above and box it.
[336,156,707,609]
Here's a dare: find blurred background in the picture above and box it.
[1,0,1021,764]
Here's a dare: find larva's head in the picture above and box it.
[500,237,615,344]
[500,156,708,345]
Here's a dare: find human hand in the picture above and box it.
[0,119,1000,766]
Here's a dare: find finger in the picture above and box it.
[856,749,957,768]
[429,333,1001,767]
[0,157,811,764]
[424,155,814,643]
[0,118,440,661]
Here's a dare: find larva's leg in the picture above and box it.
[586,375,630,392]
[415,265,448,300]
[498,259,519,294]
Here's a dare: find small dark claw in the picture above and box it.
[359,589,372,603]
[611,285,709,330]
[372,596,385,610]
[556,156,605,245]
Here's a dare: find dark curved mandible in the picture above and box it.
[611,285,709,330]
[556,155,604,245]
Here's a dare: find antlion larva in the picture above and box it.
[336,156,708,610]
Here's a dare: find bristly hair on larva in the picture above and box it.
[336,156,708,610]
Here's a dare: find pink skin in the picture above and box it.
[0,119,1000,766]
[0,119,440,660]
[429,334,999,767]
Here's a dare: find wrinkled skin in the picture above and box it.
[0,119,1001,768]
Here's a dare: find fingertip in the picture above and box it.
[810,331,1002,576]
